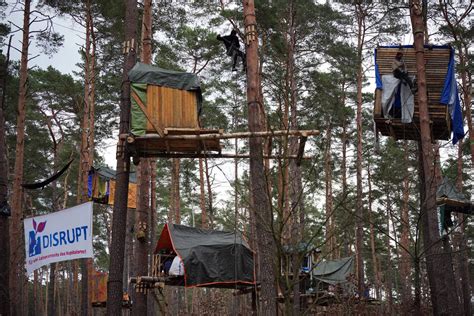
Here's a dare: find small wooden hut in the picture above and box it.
[373,45,464,142]
[126,63,221,159]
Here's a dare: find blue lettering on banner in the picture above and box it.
[31,226,89,254]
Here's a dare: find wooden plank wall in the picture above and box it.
[147,85,199,133]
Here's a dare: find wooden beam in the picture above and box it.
[131,90,165,137]
[296,134,308,166]
[134,152,315,160]
[121,129,320,141]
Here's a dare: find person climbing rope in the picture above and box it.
[392,51,417,93]
[217,30,246,72]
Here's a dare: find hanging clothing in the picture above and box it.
[381,74,414,123]
[169,256,184,276]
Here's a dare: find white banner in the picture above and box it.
[24,202,93,274]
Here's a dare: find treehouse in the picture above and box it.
[125,63,221,161]
[130,223,255,295]
[87,166,137,209]
[373,45,464,142]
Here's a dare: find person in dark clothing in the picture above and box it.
[392,51,417,93]
[163,257,173,275]
[217,30,246,71]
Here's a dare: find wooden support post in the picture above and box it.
[296,134,308,166]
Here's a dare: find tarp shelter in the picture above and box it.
[155,223,255,288]
[312,256,354,285]
[437,177,472,233]
[87,167,137,209]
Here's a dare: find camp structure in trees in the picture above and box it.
[91,269,131,309]
[373,45,464,142]
[122,62,319,162]
[87,166,137,209]
[124,63,221,161]
[131,223,255,288]
[129,224,256,312]
[437,177,472,235]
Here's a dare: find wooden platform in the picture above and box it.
[126,128,222,160]
[374,46,451,140]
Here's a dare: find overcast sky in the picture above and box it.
[6,1,84,76]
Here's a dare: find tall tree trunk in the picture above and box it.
[133,1,153,313]
[243,1,277,314]
[48,263,56,316]
[367,168,381,300]
[354,2,365,296]
[147,160,157,315]
[454,141,471,316]
[385,195,393,314]
[106,0,137,314]
[439,0,473,165]
[410,3,461,314]
[341,87,349,257]
[0,35,11,316]
[81,2,96,313]
[10,1,31,314]
[199,158,208,228]
[324,125,335,259]
[171,158,181,224]
[286,3,303,311]
[204,158,213,227]
[400,141,412,312]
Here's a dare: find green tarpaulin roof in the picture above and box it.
[155,224,255,288]
[312,256,354,284]
[128,62,202,92]
[91,166,137,183]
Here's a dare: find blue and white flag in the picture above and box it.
[24,202,93,274]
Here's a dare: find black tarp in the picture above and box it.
[155,224,255,288]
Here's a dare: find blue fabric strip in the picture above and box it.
[374,49,382,89]
[87,172,93,198]
[440,48,464,144]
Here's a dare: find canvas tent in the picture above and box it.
[312,256,354,285]
[155,223,255,288]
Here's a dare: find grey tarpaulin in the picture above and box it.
[381,74,414,123]
[155,223,255,288]
[312,256,354,284]
[437,177,470,204]
[437,177,472,215]
[128,62,203,110]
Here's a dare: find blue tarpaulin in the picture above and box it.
[440,49,464,144]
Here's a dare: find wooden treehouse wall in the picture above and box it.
[146,85,199,133]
